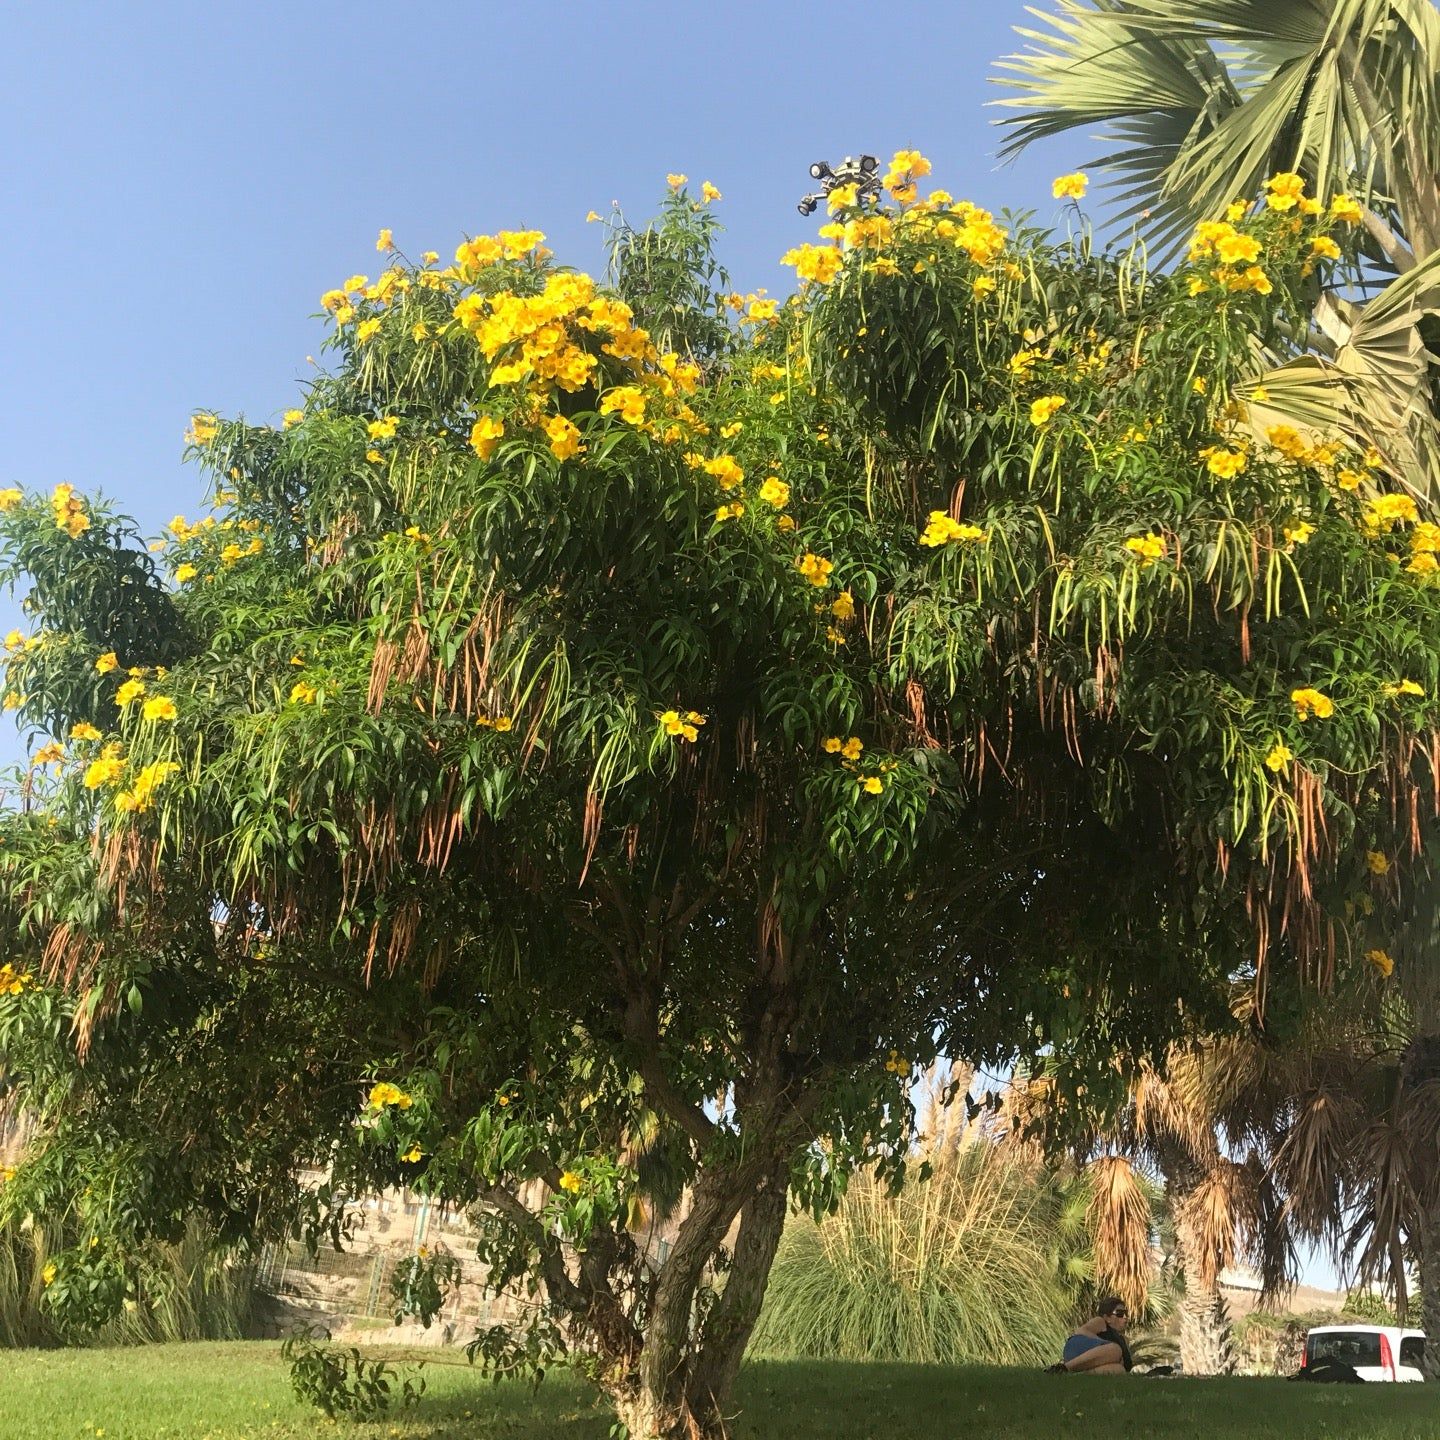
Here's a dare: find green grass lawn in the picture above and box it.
[3,1341,1436,1439]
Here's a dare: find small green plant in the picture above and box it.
[390,1247,462,1326]
[280,1326,424,1419]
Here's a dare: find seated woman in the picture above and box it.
[1049,1297,1133,1374]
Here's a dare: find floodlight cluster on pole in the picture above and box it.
[797,154,881,216]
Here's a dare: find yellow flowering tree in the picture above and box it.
[4,161,1440,1433]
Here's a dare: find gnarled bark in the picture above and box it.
[607,1155,782,1440]
[1172,1213,1237,1376]
[685,1159,790,1432]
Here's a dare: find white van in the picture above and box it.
[1304,1325,1426,1382]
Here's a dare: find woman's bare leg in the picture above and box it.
[1064,1343,1124,1373]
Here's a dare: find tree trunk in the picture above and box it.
[1419,1199,1440,1383]
[1173,1226,1237,1377]
[609,1158,774,1439]
[685,1160,790,1432]
[1178,1278,1237,1376]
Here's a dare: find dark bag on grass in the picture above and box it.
[1291,1359,1363,1384]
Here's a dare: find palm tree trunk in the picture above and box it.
[1419,1199,1440,1383]
[1173,1219,1237,1376]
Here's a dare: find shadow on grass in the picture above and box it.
[392,1359,1440,1440]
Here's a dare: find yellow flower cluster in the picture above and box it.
[1366,850,1390,876]
[905,199,1007,268]
[184,414,219,446]
[796,553,834,587]
[290,681,319,704]
[70,722,102,741]
[1052,172,1088,201]
[1291,687,1335,721]
[781,243,844,285]
[1363,492,1419,536]
[1365,948,1395,978]
[0,962,33,996]
[817,213,895,250]
[470,416,505,459]
[1264,173,1307,212]
[660,709,706,742]
[446,263,705,457]
[884,1048,912,1076]
[114,760,180,814]
[51,484,89,539]
[475,714,513,731]
[31,741,64,769]
[1123,532,1165,566]
[1200,445,1248,480]
[83,746,126,789]
[758,477,790,508]
[1187,221,1272,295]
[1029,395,1067,426]
[919,512,988,548]
[822,735,893,793]
[1264,742,1294,774]
[883,148,931,204]
[543,415,584,461]
[1405,521,1440,576]
[168,514,209,543]
[369,1081,413,1110]
[558,1170,583,1193]
[1382,678,1424,698]
[219,537,265,565]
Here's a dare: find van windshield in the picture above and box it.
[1307,1332,1382,1368]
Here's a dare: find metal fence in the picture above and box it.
[256,1240,519,1337]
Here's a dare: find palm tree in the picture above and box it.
[993,0,1440,494]
[994,5,1440,1374]
[1007,1062,1274,1374]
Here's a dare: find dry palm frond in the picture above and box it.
[1344,1109,1423,1314]
[1179,1158,1256,1290]
[1270,1083,1360,1242]
[1085,1154,1153,1312]
[1133,1064,1219,1165]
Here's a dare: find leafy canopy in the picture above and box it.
[0,158,1436,1368]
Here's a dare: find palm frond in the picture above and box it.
[1084,1154,1153,1311]
[994,1,1440,261]
[993,3,1241,257]
[1270,1084,1360,1242]
[1180,1158,1256,1289]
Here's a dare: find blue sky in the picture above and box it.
[3,1,1083,573]
[3,1,1349,1292]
